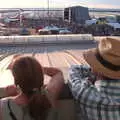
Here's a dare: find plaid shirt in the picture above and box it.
[68,64,120,120]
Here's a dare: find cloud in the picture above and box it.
[0,0,86,8]
[0,0,120,9]
[0,0,46,8]
[88,3,120,9]
[50,0,87,8]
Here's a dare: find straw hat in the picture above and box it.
[83,37,120,79]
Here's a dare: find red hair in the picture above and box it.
[11,56,51,120]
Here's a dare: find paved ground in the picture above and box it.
[0,42,96,87]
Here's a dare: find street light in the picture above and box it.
[48,0,50,26]
[19,9,23,27]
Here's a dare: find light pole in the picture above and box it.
[19,9,23,27]
[48,0,50,26]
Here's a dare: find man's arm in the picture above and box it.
[68,65,115,105]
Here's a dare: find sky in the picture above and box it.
[0,0,120,9]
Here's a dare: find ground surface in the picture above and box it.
[0,42,96,87]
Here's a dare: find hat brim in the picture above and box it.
[83,48,120,79]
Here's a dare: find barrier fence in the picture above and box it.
[0,34,94,44]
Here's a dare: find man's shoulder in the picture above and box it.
[70,64,91,71]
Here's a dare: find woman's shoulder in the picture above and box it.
[1,98,33,120]
[0,97,20,113]
[0,98,15,120]
[0,97,10,107]
[1,98,22,118]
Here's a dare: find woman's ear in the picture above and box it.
[16,85,22,94]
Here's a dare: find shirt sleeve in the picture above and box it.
[68,64,93,99]
[68,65,117,106]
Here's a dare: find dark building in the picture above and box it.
[64,6,90,24]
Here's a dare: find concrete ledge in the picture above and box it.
[0,34,94,45]
[94,36,120,42]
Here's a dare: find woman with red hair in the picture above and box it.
[0,56,64,120]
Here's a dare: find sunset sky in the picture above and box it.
[0,0,120,9]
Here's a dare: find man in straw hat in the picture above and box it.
[68,37,120,120]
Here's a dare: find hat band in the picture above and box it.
[95,50,120,71]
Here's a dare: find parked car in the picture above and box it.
[35,26,44,33]
[44,26,59,34]
[59,28,72,34]
[19,28,30,35]
[38,29,51,35]
[85,19,97,25]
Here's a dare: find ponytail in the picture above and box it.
[28,92,51,120]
